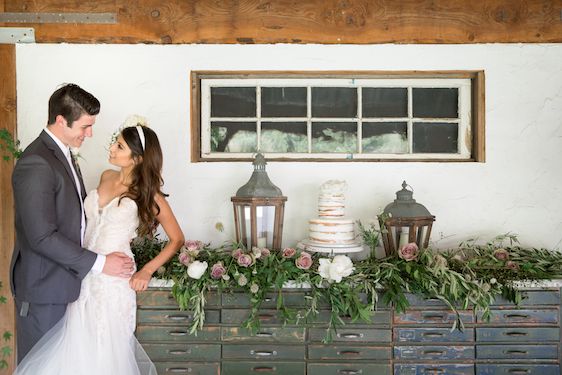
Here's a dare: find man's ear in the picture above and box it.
[55,114,68,128]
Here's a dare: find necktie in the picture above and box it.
[67,149,85,245]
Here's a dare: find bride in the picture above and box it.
[14,120,184,374]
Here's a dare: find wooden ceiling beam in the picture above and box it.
[1,0,562,44]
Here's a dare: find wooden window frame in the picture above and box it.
[190,70,485,162]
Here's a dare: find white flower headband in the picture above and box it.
[109,114,149,151]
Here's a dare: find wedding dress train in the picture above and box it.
[14,190,156,375]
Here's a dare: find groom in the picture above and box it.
[10,83,135,363]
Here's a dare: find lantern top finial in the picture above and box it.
[236,152,283,198]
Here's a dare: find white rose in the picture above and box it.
[318,255,354,283]
[187,261,208,279]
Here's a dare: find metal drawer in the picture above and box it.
[394,328,475,342]
[394,345,475,360]
[490,290,560,306]
[476,364,560,375]
[315,309,391,326]
[309,328,391,343]
[394,363,474,375]
[136,325,220,342]
[153,361,220,375]
[476,344,559,359]
[394,310,474,325]
[476,327,560,342]
[221,327,305,342]
[137,289,220,308]
[137,309,220,325]
[477,309,559,324]
[222,344,305,360]
[221,291,307,307]
[221,309,286,324]
[308,344,392,360]
[221,361,305,375]
[308,362,392,375]
[141,343,221,361]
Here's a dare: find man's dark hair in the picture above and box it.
[48,84,100,126]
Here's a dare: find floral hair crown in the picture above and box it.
[109,114,149,148]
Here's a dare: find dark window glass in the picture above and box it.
[211,121,256,152]
[413,88,458,118]
[211,87,256,117]
[312,122,357,153]
[261,87,307,117]
[311,87,357,118]
[413,122,458,153]
[362,122,408,153]
[261,122,308,153]
[363,88,408,118]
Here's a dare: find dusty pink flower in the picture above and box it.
[506,261,519,271]
[399,242,419,262]
[210,262,226,279]
[260,248,271,257]
[178,252,191,266]
[494,248,509,261]
[237,253,254,267]
[232,248,243,259]
[282,247,297,258]
[295,252,313,270]
[185,240,203,252]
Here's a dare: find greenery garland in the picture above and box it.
[132,233,562,342]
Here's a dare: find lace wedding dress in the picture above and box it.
[14,190,156,375]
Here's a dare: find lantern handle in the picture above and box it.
[402,180,414,194]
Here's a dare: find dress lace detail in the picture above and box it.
[14,189,156,375]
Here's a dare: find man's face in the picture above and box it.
[59,113,95,148]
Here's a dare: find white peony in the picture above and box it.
[187,260,208,279]
[318,255,354,283]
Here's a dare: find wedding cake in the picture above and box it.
[300,180,362,254]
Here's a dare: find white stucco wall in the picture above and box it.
[15,43,562,251]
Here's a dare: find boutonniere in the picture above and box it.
[70,148,82,175]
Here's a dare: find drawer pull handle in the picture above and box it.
[423,350,445,356]
[264,297,273,302]
[422,332,444,337]
[168,330,188,336]
[256,331,274,337]
[166,314,190,321]
[252,366,276,372]
[505,314,530,319]
[422,369,444,374]
[168,349,191,355]
[339,350,361,356]
[258,313,275,320]
[337,333,363,339]
[505,331,528,336]
[338,370,362,375]
[507,369,530,374]
[250,350,277,356]
[423,314,445,320]
[166,367,191,373]
[505,350,528,355]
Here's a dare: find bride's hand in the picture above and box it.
[129,268,153,291]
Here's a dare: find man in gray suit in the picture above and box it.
[10,84,135,363]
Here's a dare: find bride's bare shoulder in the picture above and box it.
[99,169,119,184]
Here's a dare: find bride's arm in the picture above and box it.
[129,194,185,291]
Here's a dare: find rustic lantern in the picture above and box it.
[231,153,287,250]
[380,181,435,256]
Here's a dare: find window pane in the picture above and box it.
[312,122,357,153]
[211,121,257,152]
[412,88,458,118]
[261,87,307,117]
[413,122,458,153]
[363,88,408,118]
[261,122,308,153]
[311,87,357,118]
[362,122,408,153]
[211,87,256,117]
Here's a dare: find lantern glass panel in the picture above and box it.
[236,205,252,250]
[257,206,276,248]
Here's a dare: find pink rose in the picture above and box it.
[210,262,226,279]
[232,248,243,259]
[494,248,509,261]
[260,248,271,257]
[178,252,191,266]
[282,247,296,258]
[295,252,313,270]
[399,242,419,262]
[185,240,203,252]
[237,254,254,267]
[506,260,519,270]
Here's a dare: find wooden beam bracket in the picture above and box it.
[0,12,116,24]
[0,27,34,43]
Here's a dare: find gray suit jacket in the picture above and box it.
[10,130,97,304]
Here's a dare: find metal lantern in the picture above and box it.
[231,153,287,250]
[380,181,435,256]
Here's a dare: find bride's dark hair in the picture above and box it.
[120,125,166,237]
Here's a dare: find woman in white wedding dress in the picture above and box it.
[14,122,184,374]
